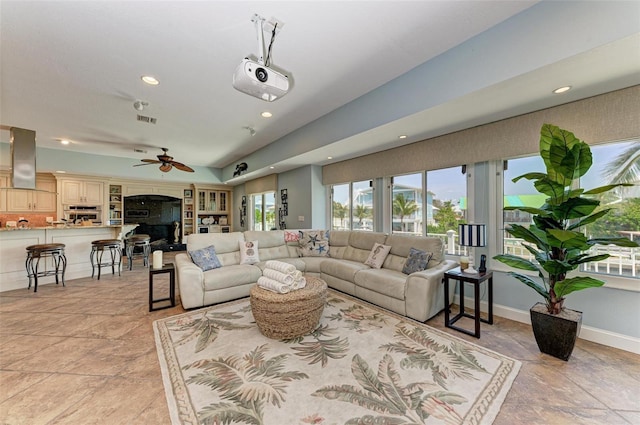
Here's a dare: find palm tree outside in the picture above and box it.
[393,193,418,232]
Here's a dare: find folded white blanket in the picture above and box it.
[257,276,293,294]
[265,260,297,275]
[264,268,302,285]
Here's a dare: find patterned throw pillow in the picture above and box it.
[364,242,392,269]
[188,245,222,271]
[239,240,260,264]
[298,230,330,257]
[402,247,433,274]
[284,230,300,242]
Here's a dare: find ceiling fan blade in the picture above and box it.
[140,159,161,163]
[133,162,158,167]
[159,163,172,172]
[171,161,195,172]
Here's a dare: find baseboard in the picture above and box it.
[454,294,640,355]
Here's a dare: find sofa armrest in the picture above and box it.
[175,252,205,309]
[405,260,458,322]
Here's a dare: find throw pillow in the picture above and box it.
[364,242,392,269]
[188,245,222,271]
[239,240,260,264]
[402,247,433,274]
[284,230,300,242]
[297,230,330,257]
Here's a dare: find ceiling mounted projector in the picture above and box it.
[233,58,289,102]
[232,14,290,102]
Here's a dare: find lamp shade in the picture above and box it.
[458,224,486,247]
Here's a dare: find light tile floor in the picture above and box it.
[1,252,638,424]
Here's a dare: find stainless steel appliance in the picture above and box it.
[64,205,102,224]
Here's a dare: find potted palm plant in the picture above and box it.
[494,124,638,361]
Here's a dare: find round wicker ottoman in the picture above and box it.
[250,276,328,339]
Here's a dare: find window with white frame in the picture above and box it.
[251,192,276,231]
[391,173,422,235]
[501,140,639,279]
[331,181,373,231]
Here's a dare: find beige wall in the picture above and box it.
[323,85,640,185]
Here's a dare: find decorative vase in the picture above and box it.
[529,302,582,361]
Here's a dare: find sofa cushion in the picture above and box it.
[188,245,222,271]
[239,240,260,264]
[284,230,300,242]
[402,248,433,274]
[202,264,262,291]
[383,234,444,271]
[187,232,244,266]
[343,231,387,263]
[244,230,290,261]
[364,242,392,269]
[327,230,350,259]
[320,258,370,282]
[354,268,407,301]
[298,230,330,257]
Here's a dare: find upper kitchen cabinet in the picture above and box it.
[4,175,57,212]
[196,189,229,214]
[59,179,104,205]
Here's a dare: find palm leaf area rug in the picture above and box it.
[154,290,521,425]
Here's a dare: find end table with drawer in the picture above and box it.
[443,267,493,338]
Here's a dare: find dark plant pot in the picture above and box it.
[530,302,582,361]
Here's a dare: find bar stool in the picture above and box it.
[90,239,123,279]
[25,243,67,292]
[125,234,151,270]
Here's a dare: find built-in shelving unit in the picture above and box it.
[183,189,194,240]
[109,184,122,225]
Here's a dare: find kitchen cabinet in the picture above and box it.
[60,179,104,205]
[196,189,229,214]
[108,184,123,225]
[6,178,57,212]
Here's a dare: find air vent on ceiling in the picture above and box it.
[136,115,157,124]
[133,148,147,154]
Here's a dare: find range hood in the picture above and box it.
[10,127,36,189]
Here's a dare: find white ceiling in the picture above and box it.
[1,1,639,183]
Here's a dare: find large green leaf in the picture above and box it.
[587,237,640,248]
[553,276,604,299]
[583,182,635,195]
[540,259,576,276]
[493,254,539,272]
[511,172,548,183]
[552,141,592,181]
[534,177,565,199]
[506,272,550,301]
[569,254,610,265]
[506,224,549,250]
[547,229,591,250]
[504,206,551,217]
[552,197,600,221]
[567,209,611,230]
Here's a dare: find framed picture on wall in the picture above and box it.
[184,189,193,198]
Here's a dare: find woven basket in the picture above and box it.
[250,276,327,339]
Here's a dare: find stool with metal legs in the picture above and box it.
[125,234,151,270]
[90,239,123,279]
[25,243,67,292]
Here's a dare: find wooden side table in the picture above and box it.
[443,267,493,338]
[149,263,176,312]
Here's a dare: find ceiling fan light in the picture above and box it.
[141,75,159,86]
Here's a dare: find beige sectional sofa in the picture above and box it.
[174,230,457,322]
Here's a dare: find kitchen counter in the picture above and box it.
[0,224,125,232]
[0,224,138,292]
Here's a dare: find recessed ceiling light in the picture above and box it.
[269,166,275,169]
[261,111,273,118]
[327,156,333,160]
[141,75,160,86]
[399,135,408,139]
[60,139,70,145]
[553,86,571,94]
[56,170,66,173]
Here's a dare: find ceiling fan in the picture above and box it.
[134,148,194,173]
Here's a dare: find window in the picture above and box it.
[331,181,373,231]
[391,173,422,234]
[501,140,639,280]
[352,180,373,231]
[251,192,276,231]
[581,140,639,278]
